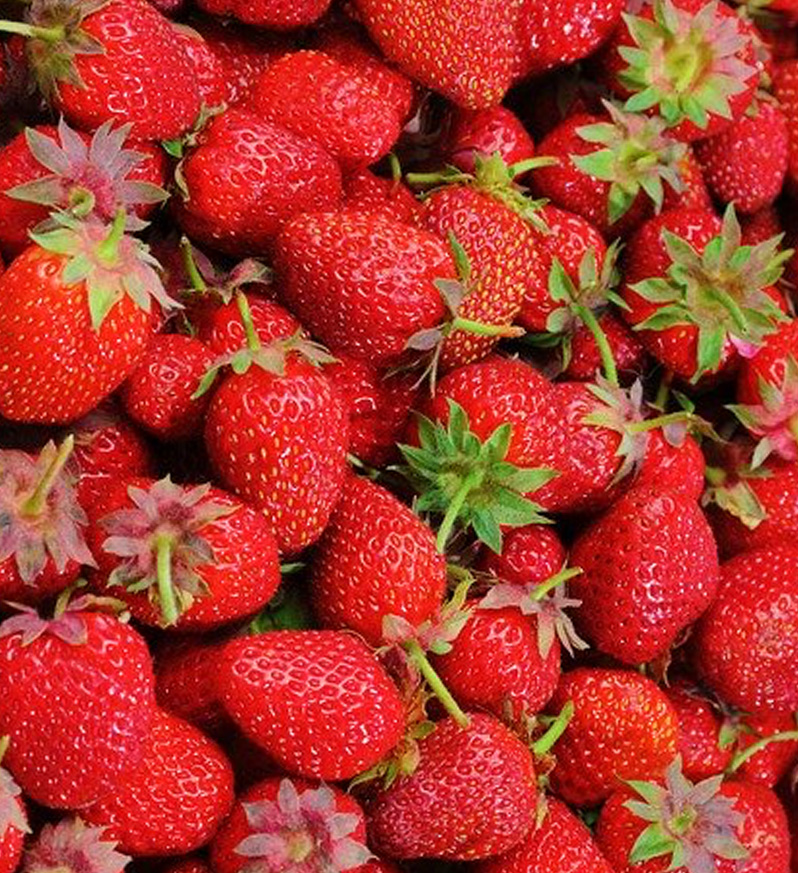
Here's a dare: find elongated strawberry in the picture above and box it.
[21,818,130,873]
[0,211,176,424]
[216,630,405,781]
[0,599,156,808]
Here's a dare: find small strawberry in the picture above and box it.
[665,680,733,782]
[343,169,423,226]
[0,598,156,808]
[773,60,798,193]
[217,630,405,781]
[727,710,798,787]
[195,0,331,29]
[444,105,536,174]
[478,524,566,586]
[662,144,713,211]
[21,818,130,873]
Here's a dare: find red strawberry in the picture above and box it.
[662,145,713,211]
[633,427,706,501]
[444,105,536,174]
[162,859,211,873]
[774,60,798,193]
[343,169,423,226]
[274,211,452,368]
[741,206,783,246]
[0,600,156,808]
[192,291,299,356]
[692,544,798,715]
[352,0,524,109]
[83,709,234,856]
[195,0,330,29]
[474,796,615,873]
[665,680,733,782]
[251,51,401,172]
[478,524,566,586]
[119,334,215,442]
[568,484,719,665]
[216,630,405,780]
[565,311,647,382]
[0,211,176,424]
[211,777,372,873]
[367,712,537,860]
[548,667,680,806]
[0,744,27,873]
[171,24,227,109]
[729,710,798,787]
[174,108,343,257]
[21,818,129,873]
[87,476,281,629]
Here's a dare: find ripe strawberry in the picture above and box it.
[192,291,299,356]
[251,51,401,172]
[635,427,707,501]
[171,24,227,109]
[478,524,566,585]
[741,206,783,246]
[694,99,789,213]
[367,712,537,860]
[174,108,343,257]
[728,710,798,787]
[565,311,646,382]
[352,0,524,109]
[665,680,732,782]
[310,474,446,647]
[548,668,680,806]
[444,105,536,174]
[662,145,713,211]
[195,0,330,29]
[5,0,200,141]
[621,206,789,382]
[0,600,156,808]
[274,211,452,368]
[600,0,759,142]
[83,709,234,856]
[162,859,211,873]
[0,745,27,873]
[343,169,423,226]
[87,476,281,629]
[0,211,176,424]
[21,818,129,873]
[692,544,798,715]
[217,630,405,781]
[211,777,372,873]
[774,60,798,193]
[569,484,719,665]
[474,796,615,873]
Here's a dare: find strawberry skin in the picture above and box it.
[774,60,798,194]
[194,0,330,28]
[665,680,732,782]
[155,638,228,734]
[216,630,405,781]
[444,105,536,174]
[478,524,566,586]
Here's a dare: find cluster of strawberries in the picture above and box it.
[1,0,798,871]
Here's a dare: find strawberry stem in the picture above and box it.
[626,411,689,434]
[95,207,127,266]
[406,170,471,188]
[572,304,618,387]
[435,469,483,553]
[654,371,673,410]
[155,533,179,626]
[727,729,798,773]
[532,566,583,601]
[180,237,207,292]
[451,317,525,339]
[403,638,470,728]
[235,290,261,352]
[20,436,74,518]
[0,735,9,765]
[508,156,558,177]
[0,20,64,40]
[531,700,574,757]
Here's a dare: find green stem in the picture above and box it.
[788,414,798,448]
[155,534,179,627]
[406,170,471,188]
[654,370,673,411]
[180,236,207,292]
[532,701,574,757]
[235,290,261,352]
[95,207,127,266]
[451,317,525,339]
[727,730,798,773]
[704,465,726,487]
[573,304,618,387]
[403,638,470,728]
[21,436,74,517]
[388,152,402,188]
[0,735,9,764]
[0,20,64,39]
[626,411,690,434]
[435,470,482,554]
[532,566,583,601]
[509,156,558,177]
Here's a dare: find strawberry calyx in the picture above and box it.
[622,757,748,870]
[6,118,167,233]
[397,399,558,555]
[235,779,373,873]
[572,101,685,223]
[724,713,798,774]
[179,236,271,304]
[702,462,769,529]
[99,476,236,627]
[0,436,95,585]
[479,565,589,659]
[22,817,130,873]
[619,0,757,131]
[630,205,791,379]
[0,738,28,841]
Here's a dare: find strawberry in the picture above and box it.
[633,427,706,500]
[728,710,798,787]
[343,169,423,226]
[87,476,281,629]
[548,667,680,806]
[309,474,447,647]
[211,777,372,873]
[444,105,536,174]
[352,0,524,109]
[478,524,566,586]
[774,60,798,193]
[692,544,798,715]
[0,211,176,424]
[596,760,790,873]
[171,24,227,109]
[694,99,789,213]
[82,709,234,856]
[0,742,27,873]
[568,484,719,665]
[274,211,452,368]
[0,437,95,604]
[251,51,401,172]
[21,818,129,873]
[3,0,200,141]
[665,680,733,782]
[174,108,343,257]
[600,0,760,142]
[0,599,156,808]
[474,796,615,873]
[621,206,790,382]
[195,0,330,29]
[565,311,647,382]
[162,859,211,873]
[217,630,405,781]
[662,145,713,211]
[741,206,784,246]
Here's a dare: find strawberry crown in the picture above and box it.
[33,209,179,331]
[630,206,792,379]
[6,119,167,233]
[701,459,770,529]
[573,101,686,223]
[0,437,95,584]
[618,0,757,131]
[22,817,130,873]
[236,779,373,873]
[398,399,558,555]
[180,237,272,305]
[622,757,748,871]
[100,477,237,627]
[0,592,125,647]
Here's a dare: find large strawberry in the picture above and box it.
[0,599,156,808]
[0,211,176,423]
[216,630,405,781]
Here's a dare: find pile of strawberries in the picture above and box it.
[2,0,798,870]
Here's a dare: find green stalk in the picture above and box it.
[451,317,525,339]
[21,436,74,517]
[403,638,470,728]
[508,156,558,177]
[532,701,574,757]
[532,566,583,601]
[435,469,482,554]
[155,534,179,627]
[703,465,726,487]
[626,411,690,434]
[0,735,9,764]
[727,730,798,773]
[235,290,261,352]
[0,20,64,39]
[573,303,618,387]
[406,170,471,188]
[180,236,207,292]
[788,414,798,448]
[95,207,127,266]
